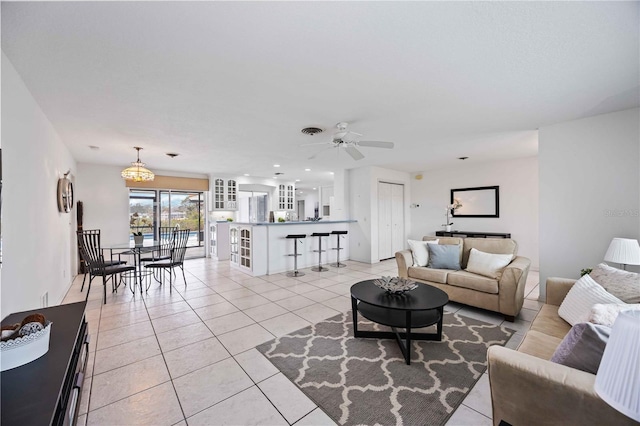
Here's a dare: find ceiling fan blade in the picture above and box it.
[357,141,395,149]
[300,142,330,147]
[345,146,365,161]
[308,146,333,160]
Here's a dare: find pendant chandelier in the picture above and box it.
[121,147,155,182]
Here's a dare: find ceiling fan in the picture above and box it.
[302,122,394,161]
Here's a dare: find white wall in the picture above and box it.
[410,156,539,269]
[1,54,77,316]
[348,166,411,263]
[77,164,210,246]
[76,163,130,246]
[539,108,640,299]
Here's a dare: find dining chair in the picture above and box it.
[78,229,127,292]
[140,226,175,263]
[77,230,136,304]
[144,229,190,291]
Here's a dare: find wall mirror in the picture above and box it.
[451,186,499,218]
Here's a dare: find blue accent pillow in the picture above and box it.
[427,244,461,270]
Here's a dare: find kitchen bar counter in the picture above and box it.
[232,220,357,226]
[228,220,356,275]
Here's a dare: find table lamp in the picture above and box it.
[594,310,640,422]
[604,238,640,270]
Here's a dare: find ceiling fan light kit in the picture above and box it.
[304,122,395,161]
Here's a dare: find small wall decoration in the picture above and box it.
[57,172,74,213]
[451,186,499,218]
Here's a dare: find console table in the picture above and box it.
[435,231,511,238]
[1,301,89,426]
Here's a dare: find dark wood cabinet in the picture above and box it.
[1,301,89,426]
[435,230,511,238]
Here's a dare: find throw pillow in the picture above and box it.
[588,303,640,327]
[427,244,461,270]
[407,239,439,267]
[558,274,623,326]
[550,322,610,374]
[465,248,513,279]
[589,263,640,303]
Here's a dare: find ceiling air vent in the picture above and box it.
[301,127,323,136]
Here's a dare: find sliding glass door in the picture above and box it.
[129,190,156,240]
[129,189,205,258]
[159,190,205,248]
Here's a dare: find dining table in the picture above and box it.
[104,240,160,294]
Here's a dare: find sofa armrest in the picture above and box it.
[497,256,530,317]
[546,277,577,306]
[488,346,636,426]
[395,250,412,278]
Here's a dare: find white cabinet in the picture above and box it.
[230,227,239,264]
[210,224,217,257]
[240,228,251,269]
[278,184,295,210]
[230,225,251,271]
[212,178,238,210]
[378,182,404,260]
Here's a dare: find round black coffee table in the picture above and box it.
[350,280,449,365]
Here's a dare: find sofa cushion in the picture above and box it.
[517,330,563,360]
[589,263,640,303]
[530,304,572,340]
[427,244,461,270]
[407,239,439,267]
[447,271,499,294]
[465,248,513,279]
[408,267,449,284]
[461,238,518,269]
[423,237,463,265]
[558,274,623,326]
[550,322,610,374]
[588,303,640,326]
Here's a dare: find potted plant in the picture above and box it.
[132,231,144,245]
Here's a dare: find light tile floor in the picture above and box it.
[62,258,541,426]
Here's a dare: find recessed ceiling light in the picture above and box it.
[244,173,250,176]
[329,171,334,174]
[88,145,100,150]
[313,187,317,190]
[273,176,278,179]
[458,156,469,160]
[273,164,280,168]
[295,179,300,182]
[305,168,311,172]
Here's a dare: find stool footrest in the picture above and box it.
[312,250,326,253]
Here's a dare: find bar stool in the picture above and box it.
[285,234,306,277]
[311,232,330,272]
[330,230,348,268]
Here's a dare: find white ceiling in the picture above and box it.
[2,1,638,190]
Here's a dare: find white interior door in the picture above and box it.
[391,183,404,254]
[378,182,404,261]
[378,182,392,259]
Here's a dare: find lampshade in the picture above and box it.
[121,147,154,182]
[595,310,640,421]
[604,238,640,266]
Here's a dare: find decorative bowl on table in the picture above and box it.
[1,320,52,371]
[373,276,418,294]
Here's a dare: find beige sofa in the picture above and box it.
[396,237,531,321]
[487,278,636,426]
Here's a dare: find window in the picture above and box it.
[129,189,205,257]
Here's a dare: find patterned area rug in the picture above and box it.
[257,310,513,426]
